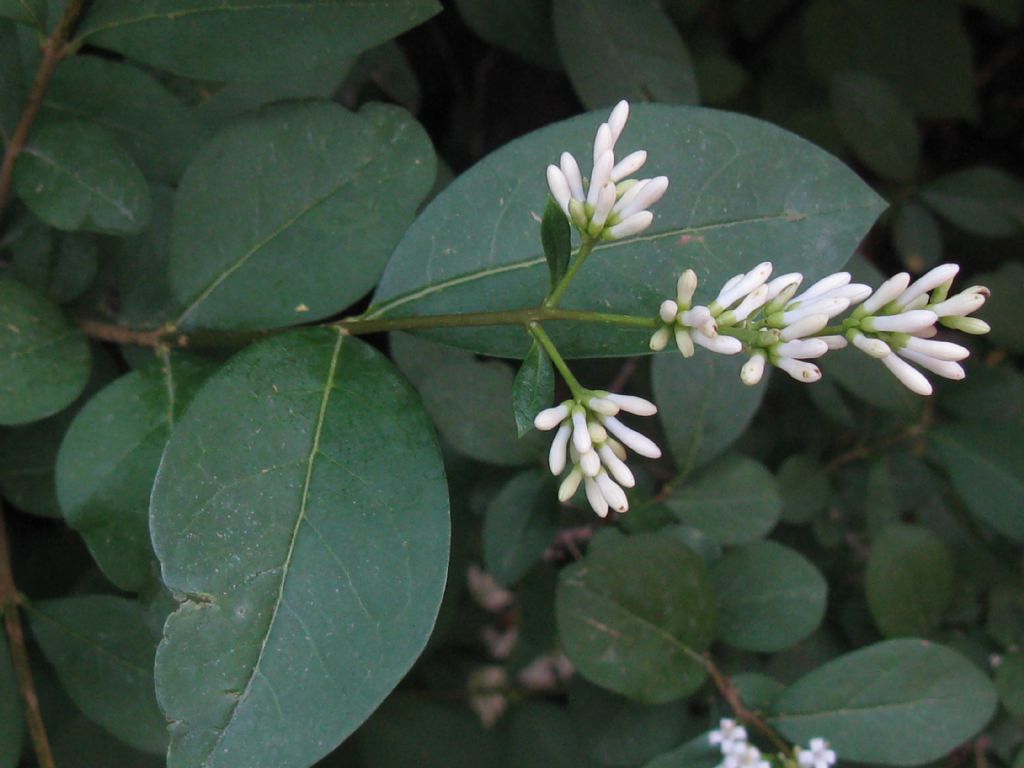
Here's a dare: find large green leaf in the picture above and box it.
[653,353,767,476]
[556,533,716,703]
[553,0,698,108]
[77,0,441,82]
[711,540,827,652]
[0,634,23,768]
[0,280,91,425]
[865,524,953,637]
[370,103,884,358]
[56,355,214,592]
[452,0,558,70]
[920,167,1024,239]
[483,469,560,586]
[929,422,1024,541]
[41,56,209,184]
[170,101,435,331]
[12,120,152,234]
[771,639,998,765]
[150,329,450,768]
[28,595,167,754]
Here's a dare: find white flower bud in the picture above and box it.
[677,269,698,306]
[715,261,773,309]
[605,393,657,416]
[584,476,609,517]
[777,338,829,359]
[680,305,713,330]
[930,287,990,317]
[780,313,829,341]
[602,416,662,458]
[587,182,617,235]
[819,335,848,350]
[604,211,653,239]
[546,165,571,215]
[898,348,965,379]
[731,285,770,322]
[534,403,569,430]
[613,176,668,220]
[606,437,627,461]
[902,336,969,361]
[862,310,937,334]
[784,297,849,324]
[851,332,892,358]
[579,447,601,476]
[880,352,932,395]
[611,178,648,215]
[675,328,695,357]
[588,150,615,206]
[776,356,822,382]
[596,471,629,513]
[592,123,613,166]
[571,408,592,454]
[660,299,680,324]
[741,353,766,386]
[548,423,571,475]
[693,330,742,355]
[558,467,583,501]
[766,272,803,300]
[597,444,635,487]
[818,283,872,304]
[898,263,959,307]
[941,315,990,334]
[649,326,671,351]
[587,396,619,416]
[568,198,588,230]
[792,272,850,303]
[610,150,647,182]
[861,272,910,314]
[607,100,630,143]
[560,151,585,201]
[588,421,608,443]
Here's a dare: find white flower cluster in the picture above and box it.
[650,262,990,395]
[798,738,838,768]
[546,100,668,241]
[534,392,661,517]
[709,719,838,768]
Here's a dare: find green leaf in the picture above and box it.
[865,524,954,637]
[41,55,209,184]
[370,103,885,359]
[802,0,977,120]
[12,120,152,234]
[6,215,98,304]
[830,70,920,182]
[890,201,942,272]
[974,261,1024,354]
[542,195,571,290]
[0,21,27,137]
[666,454,781,545]
[643,733,722,768]
[0,0,43,28]
[78,0,441,82]
[170,101,435,331]
[556,532,716,702]
[930,421,1024,541]
[553,0,698,108]
[821,349,922,418]
[996,652,1024,716]
[56,355,213,592]
[778,454,830,525]
[483,469,559,586]
[771,639,998,765]
[920,166,1024,238]
[0,279,91,425]
[27,595,167,754]
[391,332,544,465]
[452,0,559,69]
[512,341,555,437]
[653,353,767,476]
[150,329,450,768]
[712,540,827,652]
[0,634,24,768]
[506,701,600,768]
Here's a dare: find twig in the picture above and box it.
[0,0,90,217]
[0,502,55,768]
[704,654,792,756]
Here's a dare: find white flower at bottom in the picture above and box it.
[725,744,771,768]
[798,738,837,768]
[709,718,748,753]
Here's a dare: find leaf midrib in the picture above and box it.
[20,146,137,220]
[201,329,345,766]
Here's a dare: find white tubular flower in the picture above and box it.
[862,310,937,334]
[902,336,969,361]
[860,272,910,315]
[713,262,773,313]
[741,352,767,385]
[897,263,959,308]
[791,272,851,304]
[545,100,664,241]
[780,313,830,341]
[851,331,892,359]
[798,738,837,768]
[880,353,933,395]
[535,390,659,517]
[709,719,748,753]
[931,286,990,318]
[659,299,680,324]
[649,325,671,351]
[693,329,743,355]
[898,348,966,379]
[675,327,695,357]
[776,356,822,383]
[777,338,829,359]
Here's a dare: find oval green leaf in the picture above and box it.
[512,341,554,437]
[556,533,716,703]
[78,0,441,82]
[370,103,884,358]
[483,468,560,586]
[920,166,1024,239]
[27,595,167,754]
[771,639,998,765]
[150,329,450,768]
[170,101,435,331]
[0,279,91,426]
[12,120,152,234]
[712,540,827,652]
[56,355,214,592]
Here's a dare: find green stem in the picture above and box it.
[545,238,597,308]
[529,323,585,399]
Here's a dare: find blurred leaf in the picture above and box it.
[821,346,922,417]
[553,0,698,108]
[920,167,1024,238]
[666,454,781,545]
[41,56,208,184]
[170,101,435,331]
[771,639,998,765]
[0,634,23,768]
[512,341,554,437]
[6,215,98,303]
[830,70,919,182]
[542,195,571,290]
[56,355,214,592]
[694,51,749,105]
[28,595,167,754]
[341,41,420,112]
[988,581,1024,648]
[556,533,716,702]
[452,0,559,69]
[507,701,601,768]
[865,524,954,637]
[12,120,151,234]
[941,363,1024,425]
[973,261,1024,353]
[78,0,441,82]
[371,106,883,360]
[0,279,90,425]
[391,332,544,465]
[0,0,43,28]
[890,201,942,272]
[111,183,178,326]
[996,652,1024,717]
[778,453,830,525]
[733,672,786,711]
[0,21,26,137]
[802,0,976,120]
[150,330,449,768]
[643,733,721,768]
[654,353,767,476]
[483,468,559,585]
[712,540,827,652]
[930,421,1024,541]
